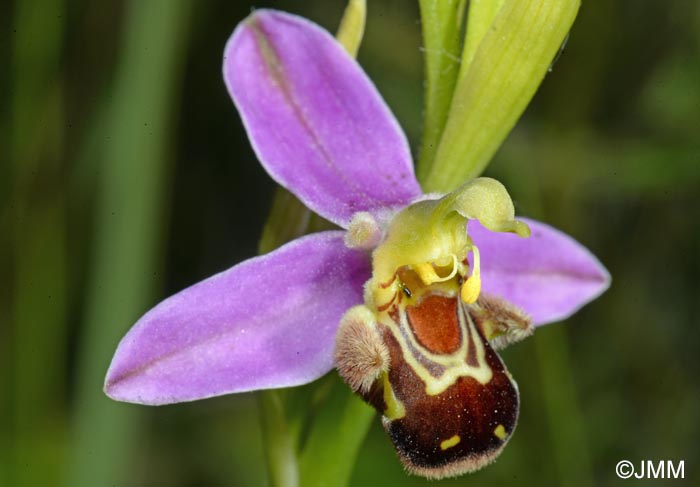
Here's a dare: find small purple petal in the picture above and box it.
[471,218,610,326]
[105,232,370,405]
[224,10,421,228]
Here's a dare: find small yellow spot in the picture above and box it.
[440,434,461,450]
[494,424,507,440]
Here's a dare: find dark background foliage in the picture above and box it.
[2,0,699,485]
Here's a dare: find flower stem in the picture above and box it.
[299,377,374,487]
[258,188,311,254]
[260,390,300,487]
[257,190,309,486]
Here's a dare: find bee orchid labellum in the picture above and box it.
[335,178,534,479]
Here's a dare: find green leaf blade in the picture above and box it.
[424,0,581,193]
[416,0,467,180]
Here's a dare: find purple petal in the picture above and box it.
[224,10,421,228]
[470,218,610,326]
[105,232,370,405]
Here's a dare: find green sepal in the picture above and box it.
[336,0,366,57]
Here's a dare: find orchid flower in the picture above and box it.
[104,9,609,479]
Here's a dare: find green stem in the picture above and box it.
[258,189,311,254]
[298,377,374,487]
[257,190,310,487]
[260,390,300,487]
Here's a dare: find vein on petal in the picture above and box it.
[248,16,380,211]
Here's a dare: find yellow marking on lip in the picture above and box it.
[494,424,507,440]
[440,434,461,450]
[381,295,493,397]
[382,374,406,420]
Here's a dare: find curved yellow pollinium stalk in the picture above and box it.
[369,177,530,310]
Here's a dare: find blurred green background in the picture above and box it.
[2,0,699,485]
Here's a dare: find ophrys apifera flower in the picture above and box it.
[105,9,609,479]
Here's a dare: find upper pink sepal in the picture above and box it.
[224,10,421,228]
